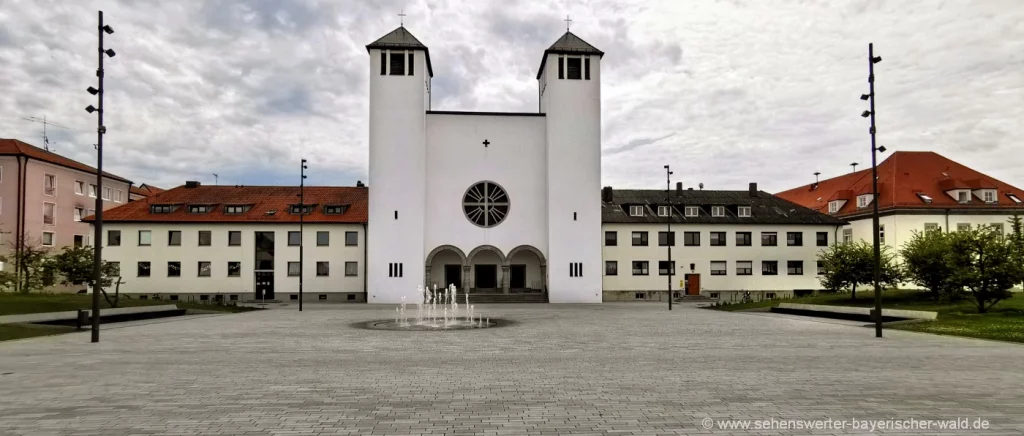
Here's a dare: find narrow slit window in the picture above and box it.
[558,55,564,79]
[407,52,414,75]
[394,210,398,220]
[380,52,386,75]
[573,212,577,221]
[389,52,405,75]
[584,56,591,80]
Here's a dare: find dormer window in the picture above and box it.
[657,206,671,217]
[916,193,933,204]
[738,206,751,217]
[188,205,211,214]
[290,205,313,214]
[828,200,843,214]
[958,191,969,203]
[856,194,874,208]
[224,205,249,214]
[150,205,174,214]
[982,190,996,203]
[684,206,699,217]
[711,206,725,217]
[628,205,644,217]
[324,205,349,215]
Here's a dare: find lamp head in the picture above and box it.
[861,110,871,118]
[877,145,887,153]
[102,24,114,34]
[872,56,882,64]
[87,86,99,95]
[860,94,870,101]
[85,105,97,113]
[104,48,115,57]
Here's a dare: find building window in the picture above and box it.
[138,261,151,277]
[345,261,358,277]
[957,223,971,232]
[657,206,671,217]
[287,262,301,276]
[710,232,726,246]
[139,230,152,246]
[787,260,804,275]
[74,207,84,222]
[316,261,329,277]
[74,235,85,248]
[711,206,725,217]
[388,262,404,278]
[816,232,828,247]
[224,205,248,214]
[287,231,300,246]
[710,261,726,276]
[150,205,173,214]
[605,261,617,276]
[566,56,582,79]
[990,223,1004,235]
[89,184,97,198]
[924,223,939,232]
[569,262,583,277]
[345,231,358,246]
[817,260,825,275]
[658,231,675,246]
[102,186,112,200]
[75,181,84,195]
[200,295,209,301]
[198,261,211,277]
[188,205,210,213]
[634,292,646,300]
[843,228,853,243]
[738,206,751,217]
[108,261,120,277]
[389,51,405,75]
[958,191,969,203]
[736,261,752,275]
[684,231,700,246]
[658,261,675,276]
[879,224,885,245]
[407,52,414,75]
[761,232,777,246]
[228,231,241,246]
[787,232,803,246]
[197,231,212,246]
[631,261,649,276]
[828,200,841,214]
[115,190,123,203]
[632,231,648,246]
[462,181,509,228]
[558,55,564,79]
[168,231,182,246]
[43,202,55,225]
[629,205,644,217]
[169,295,178,301]
[290,294,299,301]
[762,261,778,275]
[108,230,121,246]
[167,262,181,277]
[42,231,55,246]
[736,232,752,246]
[228,262,241,277]
[316,231,329,246]
[44,173,56,196]
[324,205,348,215]
[857,194,872,208]
[605,231,617,246]
[684,206,699,217]
[290,205,312,214]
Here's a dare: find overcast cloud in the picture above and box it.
[1,0,1021,192]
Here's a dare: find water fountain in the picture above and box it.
[354,284,506,331]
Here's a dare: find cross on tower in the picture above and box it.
[564,15,572,31]
[398,9,406,27]
[482,139,490,148]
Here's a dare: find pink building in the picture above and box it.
[0,138,132,265]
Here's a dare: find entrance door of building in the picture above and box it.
[255,271,274,300]
[474,264,497,290]
[444,264,462,290]
[509,264,526,289]
[684,273,700,296]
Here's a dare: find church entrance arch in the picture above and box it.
[505,245,546,293]
[425,245,467,292]
[467,245,507,293]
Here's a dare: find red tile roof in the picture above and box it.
[86,184,368,223]
[0,138,132,183]
[776,151,1024,218]
[129,183,165,197]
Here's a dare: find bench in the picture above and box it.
[771,303,937,322]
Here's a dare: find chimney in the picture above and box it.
[675,182,682,192]
[356,180,365,188]
[185,181,200,188]
[749,182,758,197]
[602,186,613,203]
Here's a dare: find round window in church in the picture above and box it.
[463,181,510,228]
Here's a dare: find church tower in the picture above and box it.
[366,27,432,303]
[538,32,604,303]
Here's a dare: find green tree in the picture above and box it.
[818,240,902,300]
[900,227,958,300]
[49,245,124,307]
[945,226,1023,313]
[0,235,50,293]
[1008,215,1024,290]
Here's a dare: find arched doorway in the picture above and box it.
[467,245,507,293]
[506,245,546,293]
[425,245,467,292]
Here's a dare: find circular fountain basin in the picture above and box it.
[352,318,511,331]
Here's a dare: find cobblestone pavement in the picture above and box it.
[1,303,1023,435]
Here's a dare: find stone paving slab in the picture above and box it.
[0,303,1022,435]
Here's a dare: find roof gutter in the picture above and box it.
[362,222,368,303]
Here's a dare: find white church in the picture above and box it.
[366,26,605,304]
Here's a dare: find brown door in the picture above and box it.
[685,274,700,295]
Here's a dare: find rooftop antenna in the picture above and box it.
[213,173,219,185]
[22,115,69,152]
[398,9,406,27]
[814,172,821,184]
[851,162,859,173]
[564,14,572,32]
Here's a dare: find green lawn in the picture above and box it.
[706,290,1024,343]
[0,323,76,341]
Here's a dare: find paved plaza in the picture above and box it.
[1,303,1023,435]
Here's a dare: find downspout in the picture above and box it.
[14,156,25,292]
[945,209,950,233]
[362,222,368,303]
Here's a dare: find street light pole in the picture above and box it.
[299,159,307,311]
[87,11,114,343]
[665,165,673,311]
[864,43,884,338]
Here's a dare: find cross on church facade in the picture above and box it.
[398,9,406,27]
[564,15,572,31]
[482,139,490,148]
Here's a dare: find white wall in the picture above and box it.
[543,52,603,303]
[844,212,1020,254]
[424,113,548,258]
[601,223,840,293]
[367,48,429,303]
[100,223,366,299]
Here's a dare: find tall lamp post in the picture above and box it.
[299,159,308,311]
[665,165,673,311]
[85,11,115,343]
[860,43,885,338]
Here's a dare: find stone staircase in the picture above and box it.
[466,293,549,304]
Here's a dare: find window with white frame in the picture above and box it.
[710,261,727,276]
[74,207,84,222]
[736,261,752,275]
[89,184,97,198]
[738,206,751,217]
[115,189,123,203]
[44,174,56,196]
[957,223,971,232]
[711,206,725,217]
[828,200,842,214]
[43,202,55,225]
[75,181,84,195]
[957,191,969,203]
[657,205,671,217]
[684,206,699,217]
[102,187,111,200]
[842,228,853,243]
[42,232,54,246]
[924,223,939,232]
[990,223,1004,235]
[629,205,644,217]
[983,190,996,203]
[856,194,872,208]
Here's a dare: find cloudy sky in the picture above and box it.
[1,0,1021,192]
